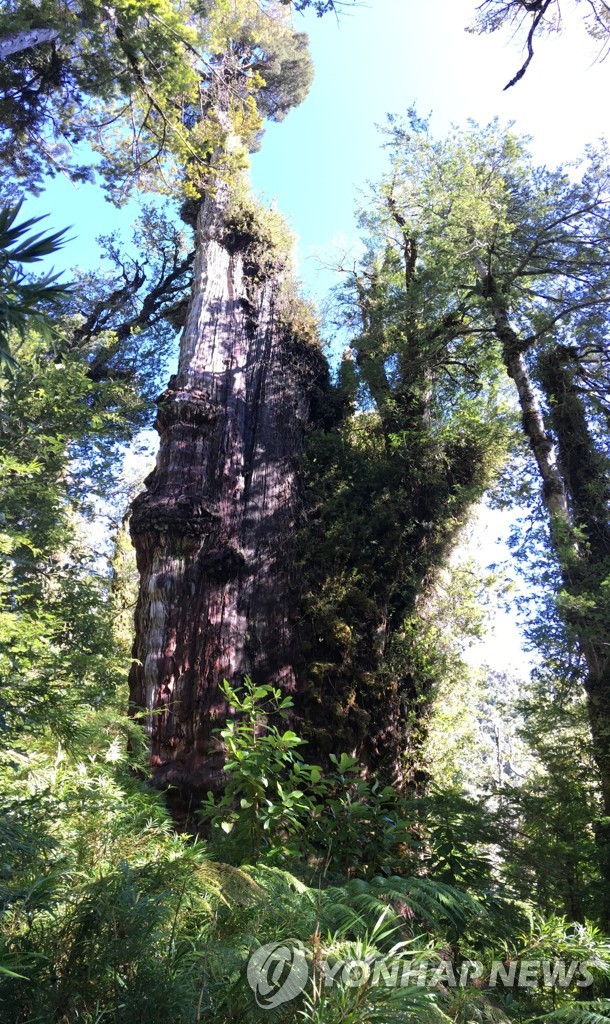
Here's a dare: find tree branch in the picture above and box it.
[0,26,60,60]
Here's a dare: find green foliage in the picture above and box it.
[1,15,610,1021]
[222,186,296,279]
[0,0,319,197]
[418,788,496,891]
[497,667,604,921]
[0,671,485,1024]
[0,0,203,193]
[199,678,317,862]
[304,752,420,880]
[295,120,515,774]
[0,716,230,1022]
[0,204,179,760]
[0,370,133,743]
[536,1003,610,1024]
[198,679,420,878]
[297,912,447,1024]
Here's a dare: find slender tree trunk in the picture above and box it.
[535,347,610,913]
[128,182,319,800]
[488,287,610,917]
[491,302,573,532]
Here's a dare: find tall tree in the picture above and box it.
[379,115,610,900]
[126,45,512,800]
[125,4,324,805]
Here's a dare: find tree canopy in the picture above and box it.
[0,0,316,197]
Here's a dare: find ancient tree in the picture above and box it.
[126,105,516,801]
[124,2,324,798]
[128,182,325,796]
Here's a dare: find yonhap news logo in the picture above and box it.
[246,942,599,1010]
[247,940,309,1009]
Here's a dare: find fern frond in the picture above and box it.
[529,1002,610,1024]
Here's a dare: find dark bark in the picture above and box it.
[128,183,322,798]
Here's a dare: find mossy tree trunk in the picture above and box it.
[535,345,610,918]
[128,183,321,799]
[484,277,610,917]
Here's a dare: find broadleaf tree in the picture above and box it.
[373,114,610,907]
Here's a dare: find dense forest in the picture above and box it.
[1,0,610,1021]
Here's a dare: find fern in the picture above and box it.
[529,1002,610,1024]
[320,875,483,936]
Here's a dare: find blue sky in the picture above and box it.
[251,0,610,296]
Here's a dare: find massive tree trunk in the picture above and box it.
[128,182,322,800]
[127,176,504,808]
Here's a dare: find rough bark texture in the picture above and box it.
[128,185,322,798]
